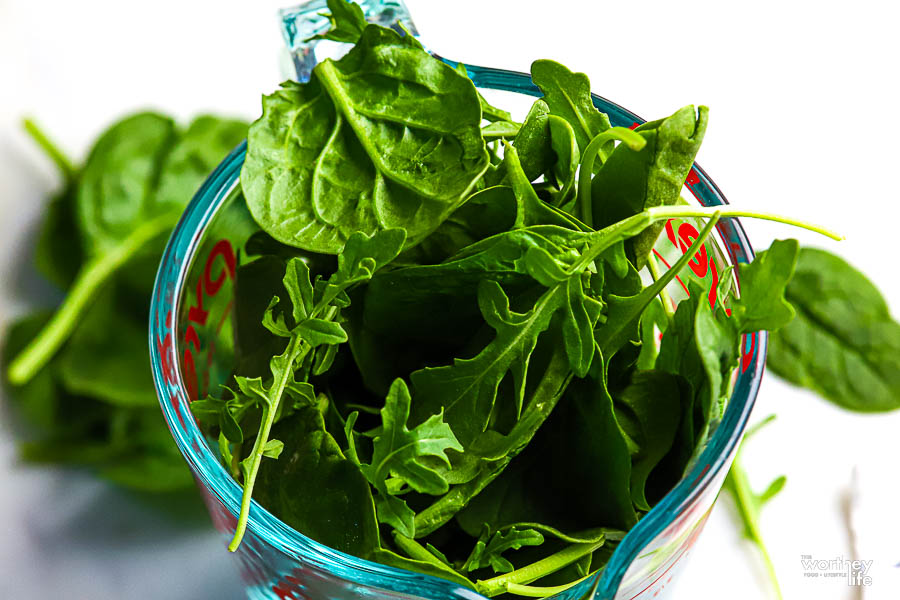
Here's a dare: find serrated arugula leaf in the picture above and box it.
[723,416,785,600]
[530,60,611,154]
[212,229,404,550]
[305,0,368,44]
[356,378,462,537]
[462,525,545,574]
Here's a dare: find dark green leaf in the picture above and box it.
[254,405,381,557]
[591,105,708,267]
[768,246,900,412]
[530,60,610,153]
[241,27,488,253]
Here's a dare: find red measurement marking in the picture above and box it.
[651,249,690,296]
[181,240,236,402]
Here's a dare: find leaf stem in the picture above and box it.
[502,574,593,598]
[7,211,177,385]
[725,456,783,600]
[475,536,606,597]
[229,336,310,551]
[22,117,76,182]
[577,127,646,227]
[646,205,844,241]
[646,258,676,320]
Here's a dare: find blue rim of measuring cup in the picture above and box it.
[150,66,765,600]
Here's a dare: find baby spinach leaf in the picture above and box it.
[34,182,83,290]
[56,283,156,407]
[241,26,488,254]
[356,378,462,537]
[591,105,708,268]
[547,115,579,205]
[549,358,637,531]
[612,371,683,510]
[254,404,381,558]
[728,239,798,334]
[768,247,900,412]
[8,113,247,386]
[513,99,553,182]
[530,60,611,154]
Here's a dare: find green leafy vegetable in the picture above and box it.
[240,26,488,254]
[5,113,246,497]
[768,247,900,411]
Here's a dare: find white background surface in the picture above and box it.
[1,1,899,598]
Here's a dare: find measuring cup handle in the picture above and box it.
[279,0,420,82]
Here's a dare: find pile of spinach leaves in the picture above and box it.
[3,113,247,492]
[192,4,899,597]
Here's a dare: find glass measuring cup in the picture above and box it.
[150,2,765,598]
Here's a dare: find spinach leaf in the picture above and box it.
[513,99,553,181]
[591,105,708,267]
[529,60,611,154]
[612,371,684,510]
[768,247,900,411]
[241,26,488,254]
[56,283,156,407]
[8,113,247,386]
[254,403,381,557]
[34,183,83,290]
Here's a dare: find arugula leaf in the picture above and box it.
[529,60,611,153]
[723,416,785,600]
[768,246,900,411]
[241,26,489,254]
[463,525,545,574]
[305,0,368,44]
[352,378,462,537]
[221,229,404,550]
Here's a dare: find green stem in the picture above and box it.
[229,337,310,552]
[22,118,76,182]
[503,574,593,598]
[476,536,606,597]
[646,205,844,241]
[392,531,452,568]
[646,258,676,321]
[228,295,342,551]
[725,456,783,600]
[577,127,646,226]
[7,211,177,385]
